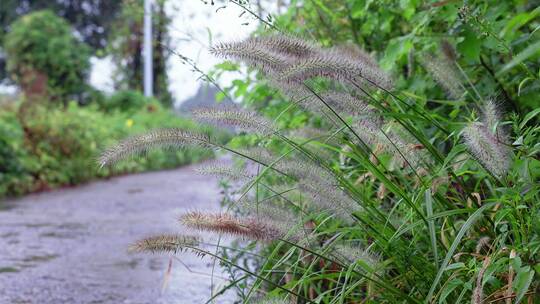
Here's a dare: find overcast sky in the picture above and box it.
[91,1,278,106]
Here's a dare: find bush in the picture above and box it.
[0,100,221,198]
[0,108,34,196]
[98,90,154,113]
[3,10,91,98]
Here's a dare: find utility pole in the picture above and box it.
[143,0,153,97]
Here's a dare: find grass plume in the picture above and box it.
[210,34,319,74]
[192,107,277,135]
[180,211,288,241]
[98,129,211,168]
[481,99,502,133]
[128,234,200,254]
[462,122,511,177]
[195,162,253,181]
[210,40,290,73]
[422,53,464,99]
[279,51,392,90]
[333,244,380,269]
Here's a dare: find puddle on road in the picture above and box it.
[23,223,55,228]
[39,231,79,239]
[17,254,60,269]
[0,203,16,211]
[21,254,59,263]
[110,258,141,269]
[0,267,19,273]
[127,188,143,194]
[0,231,19,238]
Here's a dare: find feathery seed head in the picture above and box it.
[279,51,392,90]
[98,129,211,168]
[481,99,502,134]
[266,78,329,114]
[180,211,287,241]
[462,122,511,177]
[422,53,464,99]
[352,117,385,147]
[272,157,334,186]
[195,162,253,181]
[128,234,200,254]
[192,107,277,136]
[440,39,457,62]
[289,126,330,140]
[210,39,291,74]
[239,147,276,164]
[298,178,361,223]
[353,119,431,170]
[333,244,380,269]
[333,43,379,69]
[321,91,371,116]
[212,35,392,91]
[328,45,393,89]
[288,126,343,146]
[238,199,304,240]
[252,34,319,59]
[475,236,491,254]
[472,257,491,304]
[384,122,433,169]
[210,34,320,74]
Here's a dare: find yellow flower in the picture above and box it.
[126,119,134,128]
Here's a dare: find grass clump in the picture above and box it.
[104,14,540,304]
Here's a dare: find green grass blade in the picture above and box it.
[425,189,439,268]
[426,202,495,302]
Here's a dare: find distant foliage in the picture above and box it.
[0,100,218,198]
[0,1,122,82]
[98,90,155,113]
[3,10,91,98]
[108,0,173,107]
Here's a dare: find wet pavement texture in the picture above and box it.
[0,163,236,304]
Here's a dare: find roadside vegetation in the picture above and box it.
[105,1,540,303]
[0,8,224,198]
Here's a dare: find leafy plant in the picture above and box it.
[98,90,154,113]
[0,99,219,198]
[3,10,91,98]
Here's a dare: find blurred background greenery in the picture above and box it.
[0,1,232,198]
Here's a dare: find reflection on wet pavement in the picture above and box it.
[0,163,236,304]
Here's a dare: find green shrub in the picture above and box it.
[3,10,91,98]
[0,108,34,196]
[0,100,220,198]
[98,90,154,113]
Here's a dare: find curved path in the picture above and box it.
[0,163,236,304]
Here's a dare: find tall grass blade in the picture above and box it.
[427,202,495,302]
[425,189,439,267]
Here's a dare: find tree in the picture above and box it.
[0,1,122,82]
[109,0,173,107]
[4,10,91,100]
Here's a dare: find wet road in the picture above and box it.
[0,163,236,304]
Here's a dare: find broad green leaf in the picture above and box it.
[458,29,481,61]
